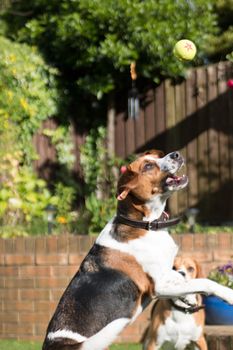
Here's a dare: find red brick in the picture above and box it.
[0,277,5,288]
[4,323,34,335]
[46,236,57,253]
[50,289,63,301]
[19,312,48,323]
[3,301,34,312]
[217,233,232,250]
[25,237,36,253]
[35,237,46,253]
[0,266,19,276]
[5,255,34,266]
[0,255,4,265]
[35,277,68,288]
[213,250,233,262]
[80,236,93,253]
[206,233,217,248]
[180,234,194,251]
[20,289,50,301]
[34,301,56,313]
[4,239,15,253]
[193,234,206,249]
[36,254,68,265]
[34,322,48,336]
[0,288,19,300]
[15,237,25,253]
[0,312,19,323]
[68,254,85,266]
[0,239,5,253]
[192,251,213,262]
[4,277,35,289]
[50,265,76,277]
[19,266,51,277]
[68,235,80,253]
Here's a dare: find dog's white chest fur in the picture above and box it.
[96,219,178,281]
[156,309,202,350]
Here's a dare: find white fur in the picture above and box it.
[81,318,129,350]
[96,220,233,305]
[143,195,167,221]
[156,309,202,350]
[96,220,178,282]
[47,329,87,343]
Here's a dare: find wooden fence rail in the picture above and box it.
[114,62,233,222]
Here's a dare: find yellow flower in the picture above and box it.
[6,90,13,101]
[9,54,16,63]
[20,98,29,111]
[57,216,67,224]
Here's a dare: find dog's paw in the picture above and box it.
[215,284,233,305]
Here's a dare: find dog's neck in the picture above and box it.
[117,193,167,222]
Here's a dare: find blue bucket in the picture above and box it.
[204,295,233,325]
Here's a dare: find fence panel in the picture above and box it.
[114,62,233,222]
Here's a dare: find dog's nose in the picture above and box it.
[170,151,181,160]
[178,270,186,277]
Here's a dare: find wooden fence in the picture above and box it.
[114,62,233,222]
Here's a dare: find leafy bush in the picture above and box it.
[2,0,217,98]
[0,36,58,162]
[80,126,123,234]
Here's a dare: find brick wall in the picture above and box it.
[0,233,233,343]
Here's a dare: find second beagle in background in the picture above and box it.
[143,256,207,350]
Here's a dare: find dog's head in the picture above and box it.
[173,256,203,280]
[117,150,188,203]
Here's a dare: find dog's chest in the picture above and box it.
[156,310,202,350]
[96,220,178,280]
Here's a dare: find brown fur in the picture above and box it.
[143,257,208,350]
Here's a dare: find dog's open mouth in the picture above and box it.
[165,174,188,191]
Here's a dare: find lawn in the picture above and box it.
[0,340,141,350]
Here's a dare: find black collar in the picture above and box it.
[115,212,181,231]
[170,299,205,314]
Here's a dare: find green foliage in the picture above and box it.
[170,222,233,234]
[227,51,233,62]
[43,127,75,169]
[205,0,233,60]
[80,126,123,234]
[0,36,58,162]
[0,128,57,237]
[2,0,216,98]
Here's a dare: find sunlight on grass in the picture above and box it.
[0,340,141,350]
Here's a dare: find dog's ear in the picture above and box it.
[195,260,204,278]
[117,168,138,201]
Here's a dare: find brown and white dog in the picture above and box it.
[42,150,233,350]
[143,256,208,350]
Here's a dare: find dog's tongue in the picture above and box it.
[166,175,181,185]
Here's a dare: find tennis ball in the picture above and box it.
[173,39,197,61]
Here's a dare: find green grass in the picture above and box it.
[0,340,141,350]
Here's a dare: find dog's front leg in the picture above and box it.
[155,271,233,305]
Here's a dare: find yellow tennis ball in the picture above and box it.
[173,39,197,61]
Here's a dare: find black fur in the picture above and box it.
[43,244,140,349]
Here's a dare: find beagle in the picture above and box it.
[42,150,233,350]
[143,256,208,350]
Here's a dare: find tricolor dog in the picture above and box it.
[43,150,233,350]
[143,256,207,350]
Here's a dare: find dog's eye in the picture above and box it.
[187,267,195,273]
[143,163,156,171]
